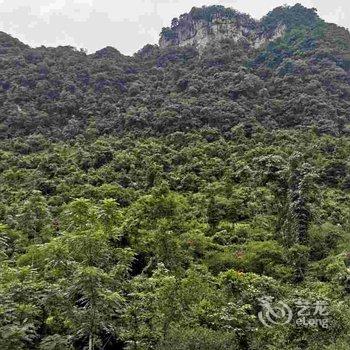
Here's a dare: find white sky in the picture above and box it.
[0,0,348,55]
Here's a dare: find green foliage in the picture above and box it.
[190,5,239,22]
[156,326,238,350]
[160,27,176,40]
[0,3,350,350]
[261,4,321,31]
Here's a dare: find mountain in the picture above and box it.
[0,4,349,139]
[0,4,350,350]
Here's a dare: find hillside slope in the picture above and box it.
[0,4,349,139]
[0,4,350,350]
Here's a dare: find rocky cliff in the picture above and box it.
[159,5,313,52]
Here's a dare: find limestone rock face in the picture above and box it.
[159,6,286,52]
[254,24,287,49]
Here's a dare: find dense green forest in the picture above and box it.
[0,4,350,350]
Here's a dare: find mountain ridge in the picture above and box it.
[0,4,348,56]
[0,3,349,139]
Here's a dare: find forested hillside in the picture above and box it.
[0,4,350,350]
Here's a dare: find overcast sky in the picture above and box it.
[0,0,348,55]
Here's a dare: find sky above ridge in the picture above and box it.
[0,0,348,55]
